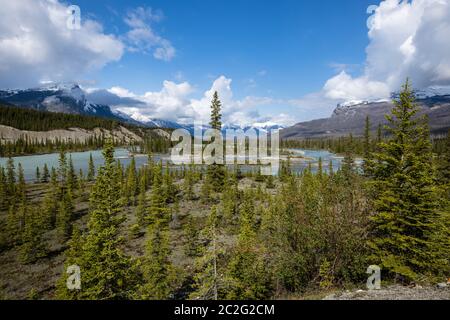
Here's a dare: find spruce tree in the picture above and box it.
[240,191,257,231]
[7,202,24,246]
[126,156,137,205]
[56,188,73,240]
[148,164,169,225]
[16,163,26,203]
[318,157,323,178]
[226,201,271,299]
[222,179,239,223]
[328,159,334,176]
[363,116,374,176]
[162,163,176,203]
[67,155,77,191]
[341,137,356,184]
[146,150,154,188]
[20,205,48,264]
[136,174,147,227]
[437,129,450,188]
[140,220,176,299]
[436,130,450,270]
[6,157,15,196]
[41,164,50,183]
[206,91,225,192]
[56,226,83,299]
[368,80,446,280]
[190,206,223,300]
[87,153,95,181]
[59,140,138,299]
[44,169,60,228]
[35,167,41,183]
[210,91,222,130]
[58,149,67,184]
[0,167,6,210]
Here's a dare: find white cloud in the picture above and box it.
[124,6,175,61]
[189,76,233,123]
[0,0,124,88]
[109,86,137,98]
[188,76,278,125]
[323,71,390,101]
[114,80,194,122]
[323,0,450,101]
[288,0,450,122]
[107,75,286,126]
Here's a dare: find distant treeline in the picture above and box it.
[0,135,113,157]
[0,104,121,131]
[0,104,174,156]
[282,129,449,156]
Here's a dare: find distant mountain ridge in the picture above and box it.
[281,92,450,139]
[0,83,182,129]
[0,83,287,133]
[0,83,118,118]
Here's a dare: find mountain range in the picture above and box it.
[281,92,450,139]
[0,83,285,133]
[1,83,449,139]
[0,83,181,129]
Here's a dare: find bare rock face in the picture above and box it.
[0,125,143,145]
[281,95,450,139]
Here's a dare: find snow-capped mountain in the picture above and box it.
[414,86,450,99]
[0,83,288,131]
[222,123,284,132]
[0,83,186,129]
[141,119,186,129]
[282,88,450,139]
[0,83,118,119]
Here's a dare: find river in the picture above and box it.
[0,148,355,182]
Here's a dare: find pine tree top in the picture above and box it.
[210,91,222,130]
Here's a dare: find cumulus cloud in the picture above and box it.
[323,71,390,101]
[323,0,450,101]
[102,75,286,126]
[123,6,175,61]
[111,80,194,123]
[189,76,234,123]
[0,0,124,88]
[188,76,279,125]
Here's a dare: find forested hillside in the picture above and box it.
[0,104,172,157]
[0,104,121,131]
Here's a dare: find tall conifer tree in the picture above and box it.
[368,80,446,280]
[206,91,225,192]
[58,140,138,299]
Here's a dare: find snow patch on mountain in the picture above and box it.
[336,86,450,116]
[414,86,450,99]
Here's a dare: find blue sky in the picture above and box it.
[79,0,373,98]
[1,0,449,126]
